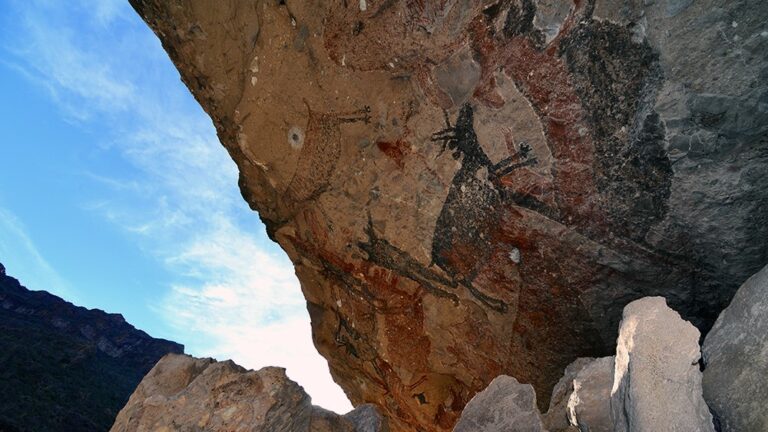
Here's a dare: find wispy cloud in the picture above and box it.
[0,208,74,301]
[156,220,351,409]
[7,17,135,120]
[2,0,352,412]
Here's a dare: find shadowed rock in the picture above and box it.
[703,264,768,432]
[543,357,593,431]
[566,357,613,432]
[610,297,714,432]
[542,356,613,432]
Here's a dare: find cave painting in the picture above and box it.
[430,103,537,312]
[297,1,681,429]
[285,101,371,205]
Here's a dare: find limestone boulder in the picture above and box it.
[453,375,546,432]
[610,297,714,432]
[566,357,613,432]
[110,354,387,432]
[542,356,612,432]
[703,264,768,432]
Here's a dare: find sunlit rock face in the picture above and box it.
[129,1,768,430]
[111,354,388,432]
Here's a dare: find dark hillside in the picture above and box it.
[0,263,182,431]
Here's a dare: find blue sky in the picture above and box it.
[0,0,351,412]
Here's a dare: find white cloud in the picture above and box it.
[3,0,352,413]
[193,315,353,413]
[157,220,353,412]
[9,17,135,119]
[0,208,75,301]
[81,0,128,27]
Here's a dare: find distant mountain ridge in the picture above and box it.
[0,262,183,432]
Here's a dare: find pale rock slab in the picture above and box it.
[566,357,613,432]
[610,297,714,432]
[453,375,546,432]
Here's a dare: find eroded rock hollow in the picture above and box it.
[129,1,768,430]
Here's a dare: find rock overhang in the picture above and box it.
[128,1,768,430]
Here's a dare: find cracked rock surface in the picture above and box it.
[128,1,768,430]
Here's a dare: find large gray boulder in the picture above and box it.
[610,297,714,432]
[566,357,613,432]
[453,375,546,432]
[703,264,768,432]
[110,354,386,432]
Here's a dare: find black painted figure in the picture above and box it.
[358,103,536,312]
[430,103,536,308]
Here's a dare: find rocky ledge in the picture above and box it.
[0,263,183,432]
[128,0,768,430]
[111,353,388,432]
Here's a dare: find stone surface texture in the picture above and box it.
[110,353,388,432]
[543,357,592,431]
[541,356,612,432]
[703,264,768,432]
[566,356,613,432]
[610,297,714,432]
[452,375,546,432]
[0,262,183,432]
[127,0,768,430]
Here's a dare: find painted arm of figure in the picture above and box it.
[491,141,538,178]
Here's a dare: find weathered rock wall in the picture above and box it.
[128,1,768,430]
